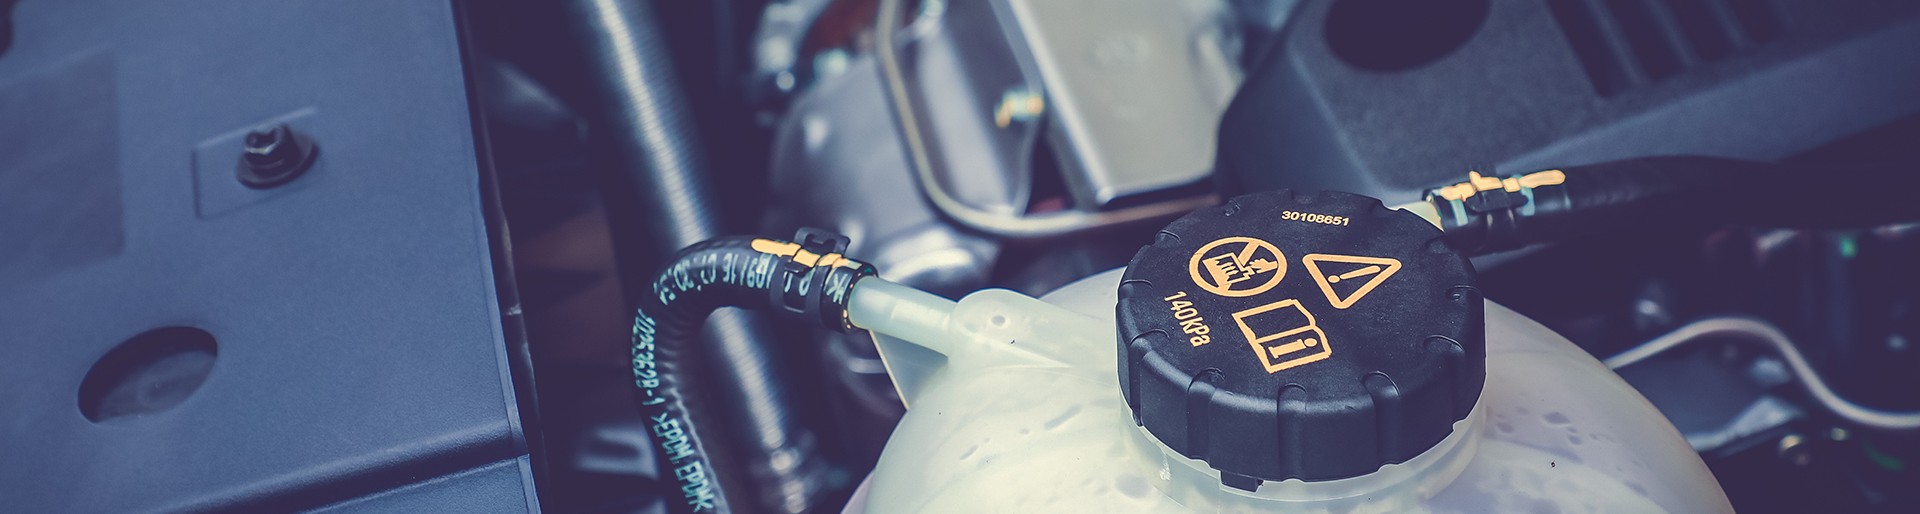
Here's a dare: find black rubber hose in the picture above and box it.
[1426,156,1920,254]
[631,235,874,514]
[563,1,840,511]
[566,0,722,244]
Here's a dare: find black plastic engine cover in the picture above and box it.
[1219,0,1920,203]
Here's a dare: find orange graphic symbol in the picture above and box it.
[1302,253,1403,309]
[1231,299,1331,373]
[1188,237,1286,297]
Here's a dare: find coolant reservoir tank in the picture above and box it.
[846,191,1732,513]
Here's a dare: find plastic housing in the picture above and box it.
[845,270,1731,513]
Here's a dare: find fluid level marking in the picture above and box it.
[1188,236,1286,298]
[1302,253,1403,309]
[1232,299,1332,373]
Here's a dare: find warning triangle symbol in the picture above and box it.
[1302,253,1403,309]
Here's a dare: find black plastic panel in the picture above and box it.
[1220,0,1920,203]
[0,0,530,511]
[310,457,537,513]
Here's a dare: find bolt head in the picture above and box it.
[243,125,290,162]
[236,123,317,189]
[1777,433,1813,466]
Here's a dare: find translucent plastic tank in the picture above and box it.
[843,270,1733,513]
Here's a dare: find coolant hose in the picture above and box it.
[630,233,875,514]
[566,0,723,244]
[564,1,844,511]
[1423,156,1920,254]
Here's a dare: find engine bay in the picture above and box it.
[3,0,1919,512]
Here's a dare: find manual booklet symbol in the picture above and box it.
[1232,299,1331,373]
[1302,253,1402,309]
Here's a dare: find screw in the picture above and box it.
[1777,433,1812,467]
[993,89,1044,128]
[243,126,291,166]
[236,123,318,189]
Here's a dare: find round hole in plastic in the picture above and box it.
[1324,0,1490,71]
[78,326,218,423]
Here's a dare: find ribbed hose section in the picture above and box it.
[705,310,830,513]
[562,2,835,512]
[631,237,874,514]
[568,0,720,243]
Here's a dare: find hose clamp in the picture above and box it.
[769,228,852,325]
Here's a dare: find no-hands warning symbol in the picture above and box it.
[1189,237,1286,297]
[1302,253,1402,309]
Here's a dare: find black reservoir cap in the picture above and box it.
[1117,190,1484,487]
